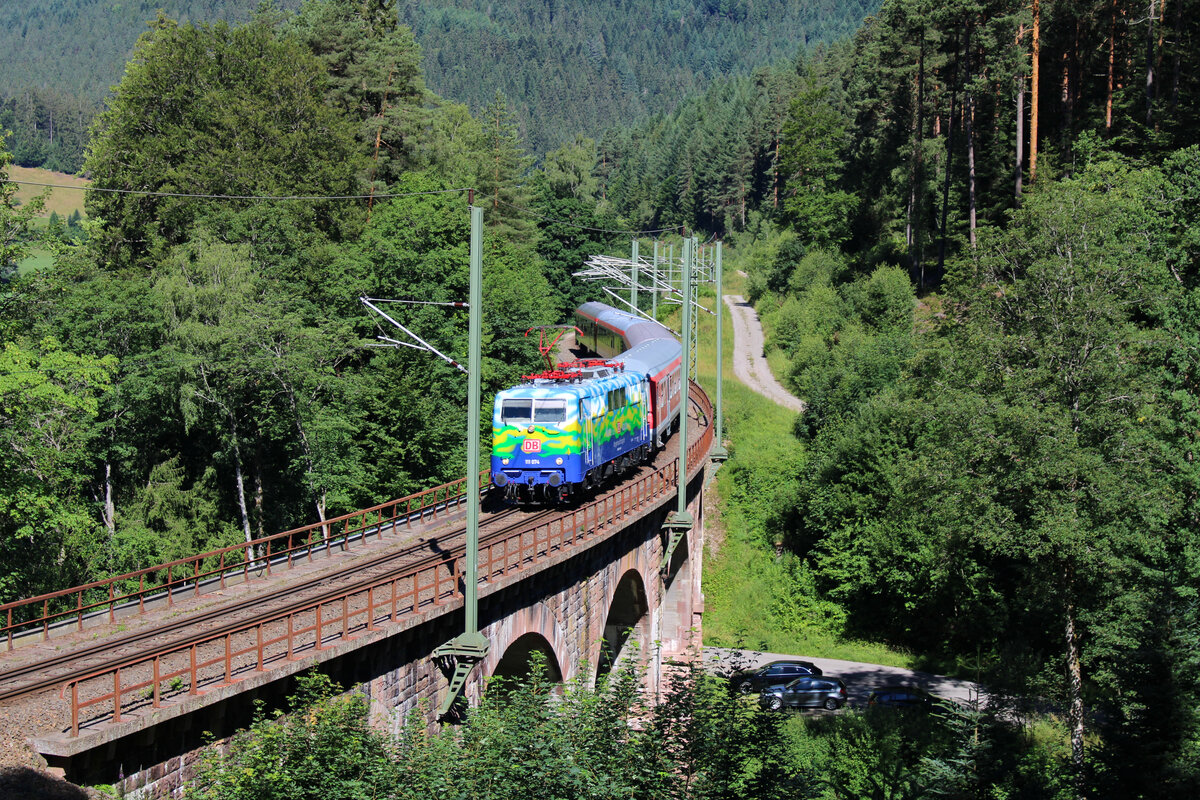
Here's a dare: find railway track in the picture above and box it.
[0,504,556,704]
[0,391,710,740]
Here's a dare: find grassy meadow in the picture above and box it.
[10,166,88,275]
[10,165,89,218]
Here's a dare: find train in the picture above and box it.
[490,301,684,502]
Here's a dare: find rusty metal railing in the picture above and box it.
[2,472,489,650]
[58,384,713,735]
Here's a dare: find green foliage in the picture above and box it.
[85,13,362,271]
[286,0,430,186]
[780,82,857,248]
[113,458,238,571]
[189,658,817,800]
[0,87,98,172]
[753,257,915,441]
[0,338,115,601]
[185,661,1089,800]
[188,672,397,800]
[1,6,563,600]
[542,135,601,204]
[767,150,1200,794]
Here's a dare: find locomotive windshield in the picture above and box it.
[534,400,567,424]
[501,400,532,425]
[502,399,567,426]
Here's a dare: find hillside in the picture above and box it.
[398,0,878,152]
[0,0,876,160]
[0,1,300,97]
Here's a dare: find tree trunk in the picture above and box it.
[1147,0,1157,125]
[965,23,977,249]
[367,64,396,224]
[1107,0,1117,130]
[229,420,254,561]
[1157,0,1167,90]
[907,35,927,288]
[1061,49,1072,166]
[1171,0,1183,107]
[277,373,328,539]
[1016,24,1026,205]
[967,97,977,247]
[938,28,962,271]
[1065,564,1086,800]
[103,461,115,540]
[773,136,781,210]
[1031,0,1041,182]
[253,442,265,542]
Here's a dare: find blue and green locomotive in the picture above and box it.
[491,302,683,502]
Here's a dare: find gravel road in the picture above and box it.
[723,295,805,413]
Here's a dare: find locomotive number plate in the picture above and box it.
[521,439,541,454]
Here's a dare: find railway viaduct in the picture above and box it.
[0,383,716,798]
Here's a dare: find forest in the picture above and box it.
[0,0,874,172]
[2,0,1200,796]
[0,2,633,605]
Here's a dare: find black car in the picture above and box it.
[761,676,848,711]
[867,687,936,710]
[731,660,823,694]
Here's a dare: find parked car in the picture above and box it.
[867,687,936,711]
[731,660,823,694]
[760,676,848,711]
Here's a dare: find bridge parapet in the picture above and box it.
[1,473,490,650]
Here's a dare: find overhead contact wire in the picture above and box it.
[0,179,473,202]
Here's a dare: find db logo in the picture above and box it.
[521,439,541,454]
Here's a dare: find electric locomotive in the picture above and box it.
[491,302,683,502]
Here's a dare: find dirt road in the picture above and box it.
[723,294,804,413]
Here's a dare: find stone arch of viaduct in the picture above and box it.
[369,468,706,732]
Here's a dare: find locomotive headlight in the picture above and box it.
[502,458,510,465]
[556,457,563,465]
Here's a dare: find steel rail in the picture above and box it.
[1,472,491,649]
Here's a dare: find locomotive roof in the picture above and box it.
[499,367,643,401]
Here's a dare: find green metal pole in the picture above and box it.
[652,241,660,320]
[659,234,693,573]
[433,203,489,719]
[688,237,699,378]
[712,241,727,462]
[631,239,639,312]
[668,243,675,296]
[465,204,483,635]
[676,236,692,515]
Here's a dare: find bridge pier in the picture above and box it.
[374,466,708,729]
